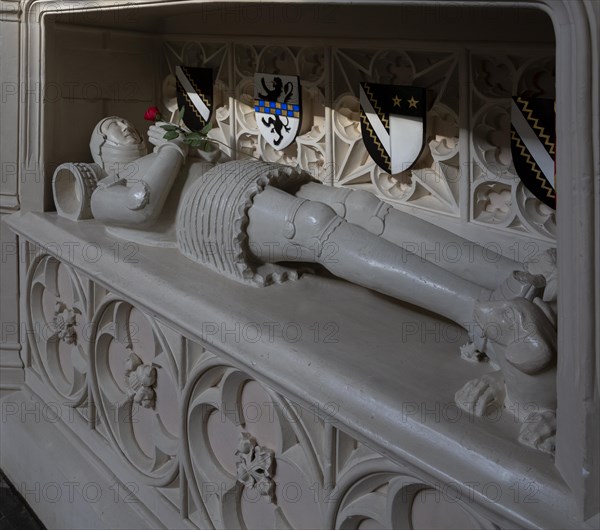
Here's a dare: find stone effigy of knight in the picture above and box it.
[52,115,559,454]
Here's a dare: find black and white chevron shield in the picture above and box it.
[254,73,301,150]
[359,83,426,174]
[510,96,556,209]
[175,66,213,131]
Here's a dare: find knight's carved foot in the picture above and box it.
[490,270,545,302]
[518,410,556,455]
[525,248,557,303]
[474,297,556,375]
[459,341,487,363]
[455,370,506,417]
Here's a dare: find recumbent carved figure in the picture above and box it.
[52,116,559,454]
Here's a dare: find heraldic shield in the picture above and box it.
[254,73,302,150]
[359,83,426,174]
[175,66,213,131]
[511,96,556,210]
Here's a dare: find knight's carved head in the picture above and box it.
[89,117,147,171]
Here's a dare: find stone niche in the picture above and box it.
[2,2,599,530]
[43,2,558,253]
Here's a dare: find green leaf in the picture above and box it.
[178,106,185,123]
[200,122,213,135]
[163,130,179,140]
[160,124,179,132]
[185,132,202,140]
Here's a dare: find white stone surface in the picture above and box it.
[0,0,598,528]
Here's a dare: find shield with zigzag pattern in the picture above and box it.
[510,96,556,209]
[175,66,213,131]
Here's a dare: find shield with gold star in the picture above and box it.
[510,96,556,210]
[175,65,213,131]
[359,83,426,174]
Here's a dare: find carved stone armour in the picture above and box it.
[176,160,315,286]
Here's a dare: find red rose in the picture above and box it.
[144,106,161,121]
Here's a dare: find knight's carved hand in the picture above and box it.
[455,371,506,417]
[518,410,556,454]
[147,122,189,155]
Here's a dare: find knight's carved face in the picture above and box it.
[89,116,147,170]
[100,117,143,146]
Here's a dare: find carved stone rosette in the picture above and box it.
[124,348,157,409]
[235,432,276,502]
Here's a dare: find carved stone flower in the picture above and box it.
[52,301,79,344]
[235,432,275,503]
[124,348,157,409]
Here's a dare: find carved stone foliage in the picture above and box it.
[470,54,555,239]
[27,254,89,407]
[182,359,325,529]
[236,431,276,502]
[89,298,179,485]
[124,348,157,409]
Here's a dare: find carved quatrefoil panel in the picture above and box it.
[182,360,325,530]
[90,298,179,485]
[27,254,89,407]
[328,457,499,530]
